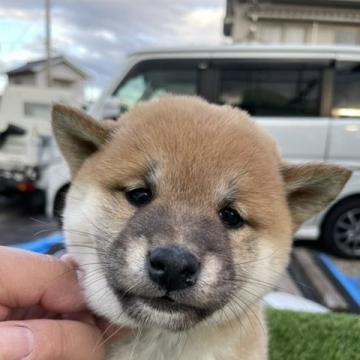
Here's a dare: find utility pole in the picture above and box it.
[45,0,51,87]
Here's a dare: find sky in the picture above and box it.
[0,0,226,100]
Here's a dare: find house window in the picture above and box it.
[218,65,321,116]
[52,78,74,88]
[24,103,51,118]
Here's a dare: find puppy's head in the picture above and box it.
[53,96,350,331]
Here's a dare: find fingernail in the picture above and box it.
[0,326,34,360]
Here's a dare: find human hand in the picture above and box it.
[0,246,130,360]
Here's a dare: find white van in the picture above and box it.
[46,45,360,258]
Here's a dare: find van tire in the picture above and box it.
[321,197,360,259]
[53,185,69,227]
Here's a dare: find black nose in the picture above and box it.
[147,246,200,291]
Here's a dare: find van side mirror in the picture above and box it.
[101,97,122,120]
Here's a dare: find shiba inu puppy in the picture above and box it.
[52,96,350,360]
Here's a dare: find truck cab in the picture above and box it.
[0,85,74,199]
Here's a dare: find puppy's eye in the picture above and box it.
[219,206,244,229]
[125,188,152,207]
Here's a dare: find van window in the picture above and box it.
[113,62,198,112]
[332,62,360,118]
[218,65,321,117]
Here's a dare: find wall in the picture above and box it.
[229,1,360,45]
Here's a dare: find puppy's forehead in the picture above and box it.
[91,97,282,203]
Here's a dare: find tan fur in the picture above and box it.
[52,96,351,360]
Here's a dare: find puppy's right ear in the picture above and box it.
[52,105,114,177]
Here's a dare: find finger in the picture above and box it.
[0,247,85,314]
[0,320,105,360]
[61,254,78,268]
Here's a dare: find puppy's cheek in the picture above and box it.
[239,240,290,305]
[66,232,137,327]
[63,185,103,238]
[207,238,290,326]
[82,263,121,317]
[196,255,223,298]
[107,236,151,292]
[82,275,138,327]
[62,187,133,326]
[125,237,148,277]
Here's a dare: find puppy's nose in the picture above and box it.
[148,246,200,291]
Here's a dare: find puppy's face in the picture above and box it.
[53,97,350,331]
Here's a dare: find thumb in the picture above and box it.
[0,319,104,360]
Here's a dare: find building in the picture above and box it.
[6,56,88,97]
[224,0,360,45]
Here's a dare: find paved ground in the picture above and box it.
[328,254,360,278]
[0,195,59,246]
[296,239,360,279]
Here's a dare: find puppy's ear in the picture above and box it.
[52,104,115,177]
[281,163,351,230]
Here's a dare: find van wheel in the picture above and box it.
[321,198,360,259]
[53,185,69,227]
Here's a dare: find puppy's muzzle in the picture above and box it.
[147,246,200,292]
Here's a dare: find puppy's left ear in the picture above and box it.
[52,104,115,178]
[281,163,352,230]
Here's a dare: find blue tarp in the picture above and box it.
[12,234,64,254]
[319,254,360,311]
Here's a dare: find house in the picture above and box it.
[6,56,88,98]
[224,0,360,45]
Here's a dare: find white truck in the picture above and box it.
[0,85,76,208]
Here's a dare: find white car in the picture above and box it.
[46,44,360,258]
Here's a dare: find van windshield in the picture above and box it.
[113,64,198,112]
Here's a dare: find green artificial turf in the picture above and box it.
[268,310,360,360]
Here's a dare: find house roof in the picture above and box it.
[6,56,88,79]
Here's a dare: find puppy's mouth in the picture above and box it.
[112,286,216,330]
[116,288,199,313]
[144,294,201,313]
